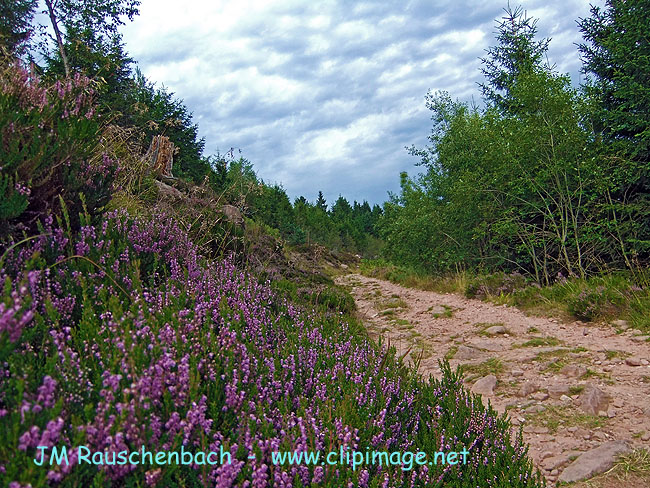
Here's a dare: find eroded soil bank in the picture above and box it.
[337,273,650,487]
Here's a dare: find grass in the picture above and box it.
[533,346,588,362]
[569,385,585,395]
[526,404,605,433]
[377,296,408,310]
[444,345,458,360]
[360,260,650,334]
[430,304,453,318]
[359,259,468,294]
[605,349,631,360]
[582,368,612,382]
[460,358,505,381]
[540,356,594,375]
[533,348,571,361]
[393,318,412,327]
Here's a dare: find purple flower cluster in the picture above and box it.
[0,211,541,487]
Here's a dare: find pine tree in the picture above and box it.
[316,191,327,212]
[479,5,551,114]
[578,0,650,162]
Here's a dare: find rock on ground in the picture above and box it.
[579,385,609,415]
[558,440,631,483]
[472,375,497,396]
[454,345,480,361]
[547,383,570,399]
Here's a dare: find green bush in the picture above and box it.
[0,61,116,237]
[465,272,529,299]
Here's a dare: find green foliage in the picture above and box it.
[0,61,116,237]
[294,193,383,255]
[0,174,29,220]
[47,0,140,41]
[0,0,37,56]
[579,0,650,162]
[465,272,529,299]
[380,4,648,281]
[479,4,551,113]
[126,69,208,182]
[578,0,650,264]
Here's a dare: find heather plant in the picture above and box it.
[0,61,117,237]
[0,211,543,487]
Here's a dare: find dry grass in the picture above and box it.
[571,449,650,488]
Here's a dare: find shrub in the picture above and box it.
[465,272,529,299]
[0,61,117,237]
[0,211,544,487]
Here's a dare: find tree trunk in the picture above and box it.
[44,0,70,77]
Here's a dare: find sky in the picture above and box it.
[120,0,603,206]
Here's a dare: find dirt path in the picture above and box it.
[336,273,650,486]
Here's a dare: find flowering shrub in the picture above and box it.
[0,211,544,487]
[0,62,117,237]
[567,283,628,321]
[465,272,530,299]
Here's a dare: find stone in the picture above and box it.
[631,335,650,342]
[511,369,524,377]
[221,205,244,225]
[429,305,449,316]
[454,345,479,361]
[561,364,588,378]
[485,325,507,335]
[641,432,650,442]
[532,392,549,401]
[547,383,570,399]
[526,405,546,413]
[472,375,497,396]
[625,357,642,366]
[542,454,570,471]
[612,319,629,329]
[468,339,503,352]
[560,394,572,402]
[518,381,539,397]
[573,428,589,439]
[579,385,609,415]
[154,180,183,199]
[558,441,631,483]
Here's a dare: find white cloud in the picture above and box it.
[121,0,605,204]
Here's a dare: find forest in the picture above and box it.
[1,0,648,486]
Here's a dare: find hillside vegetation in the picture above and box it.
[1,0,648,486]
[0,2,545,487]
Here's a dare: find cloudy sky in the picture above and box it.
[121,0,602,206]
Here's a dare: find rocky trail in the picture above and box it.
[336,273,650,487]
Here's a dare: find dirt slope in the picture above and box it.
[337,273,650,487]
